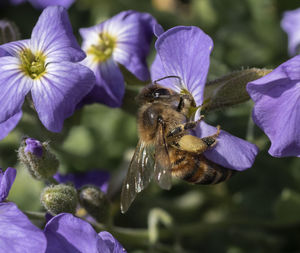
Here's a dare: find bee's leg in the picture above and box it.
[167,116,204,138]
[201,125,221,148]
[175,126,221,153]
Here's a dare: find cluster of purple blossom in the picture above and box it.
[1,5,299,163]
[1,1,300,251]
[0,167,125,252]
[0,5,258,172]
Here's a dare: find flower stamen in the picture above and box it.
[87,33,116,63]
[20,49,46,79]
[180,88,200,117]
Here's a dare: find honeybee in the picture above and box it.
[120,76,235,213]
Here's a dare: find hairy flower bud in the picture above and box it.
[78,185,110,222]
[202,68,272,112]
[41,184,78,215]
[18,138,59,180]
[0,19,20,44]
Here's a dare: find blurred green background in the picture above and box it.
[1,0,300,252]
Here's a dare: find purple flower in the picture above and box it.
[79,10,157,107]
[281,8,300,56]
[99,231,125,253]
[0,6,95,134]
[24,137,43,157]
[0,167,16,202]
[0,111,22,140]
[8,0,75,9]
[0,166,122,252]
[0,202,47,252]
[151,26,258,171]
[0,167,47,251]
[28,0,76,9]
[44,213,126,252]
[54,170,110,193]
[247,55,300,157]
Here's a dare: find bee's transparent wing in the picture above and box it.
[120,140,154,213]
[153,123,172,190]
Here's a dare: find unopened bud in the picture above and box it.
[0,20,20,44]
[41,184,78,215]
[24,138,43,157]
[78,185,110,223]
[203,68,272,112]
[18,137,59,180]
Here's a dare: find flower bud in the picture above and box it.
[0,20,20,44]
[18,138,59,180]
[202,68,272,112]
[78,185,110,223]
[41,184,78,215]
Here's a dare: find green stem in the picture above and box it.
[89,217,300,248]
[90,220,150,247]
[23,210,46,220]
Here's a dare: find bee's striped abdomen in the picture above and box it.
[170,148,235,185]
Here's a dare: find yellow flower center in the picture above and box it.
[20,49,46,79]
[87,33,116,63]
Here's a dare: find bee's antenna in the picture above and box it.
[154,75,182,84]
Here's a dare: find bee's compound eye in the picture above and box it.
[150,112,155,120]
[153,88,170,98]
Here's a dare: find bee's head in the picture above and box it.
[136,84,173,104]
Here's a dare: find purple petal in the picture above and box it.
[31,6,85,63]
[151,53,182,92]
[28,0,75,9]
[109,11,157,81]
[78,84,123,108]
[196,122,258,171]
[24,138,43,157]
[281,8,300,56]
[0,167,16,202]
[282,55,300,80]
[45,213,101,253]
[0,40,30,57]
[0,56,32,123]
[80,57,125,107]
[45,212,54,223]
[150,53,165,82]
[0,48,7,57]
[98,231,126,253]
[247,56,300,157]
[154,26,213,106]
[53,170,110,193]
[0,111,22,140]
[153,23,164,37]
[0,202,47,252]
[31,62,95,132]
